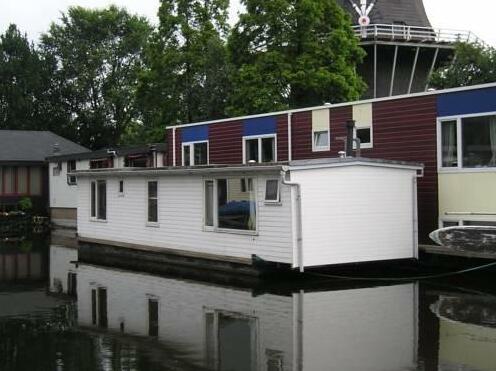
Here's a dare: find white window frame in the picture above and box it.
[312,129,330,152]
[437,111,496,173]
[146,180,159,227]
[353,126,373,149]
[67,160,77,185]
[90,179,107,222]
[203,177,258,235]
[182,140,209,166]
[242,134,277,164]
[118,179,125,197]
[264,179,281,204]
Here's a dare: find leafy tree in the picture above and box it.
[227,0,366,115]
[137,0,231,136]
[0,25,49,130]
[40,6,152,149]
[430,42,496,89]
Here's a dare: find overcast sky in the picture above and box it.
[1,0,495,46]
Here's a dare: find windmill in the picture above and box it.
[335,0,477,98]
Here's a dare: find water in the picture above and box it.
[1,236,496,371]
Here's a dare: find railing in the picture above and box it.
[353,24,483,45]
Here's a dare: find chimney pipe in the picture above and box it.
[346,120,355,158]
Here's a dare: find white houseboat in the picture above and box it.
[47,143,166,228]
[75,157,422,271]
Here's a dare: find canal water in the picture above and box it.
[1,235,496,371]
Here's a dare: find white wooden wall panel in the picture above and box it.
[291,166,417,267]
[77,174,294,264]
[49,159,89,209]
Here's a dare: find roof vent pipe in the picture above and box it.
[52,143,60,154]
[346,120,355,158]
[149,144,157,168]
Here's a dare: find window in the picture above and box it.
[182,141,208,166]
[265,180,280,203]
[442,221,459,228]
[90,180,107,220]
[204,178,257,231]
[440,114,496,169]
[67,160,77,185]
[29,167,42,196]
[355,128,372,147]
[441,120,457,167]
[313,130,330,151]
[53,162,62,176]
[204,180,214,227]
[91,287,108,329]
[118,180,124,195]
[243,135,276,163]
[148,181,158,223]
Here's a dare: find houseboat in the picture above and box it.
[75,157,422,272]
[47,143,166,228]
[165,83,496,244]
[0,130,88,214]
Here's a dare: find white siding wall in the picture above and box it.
[77,174,294,264]
[49,159,89,209]
[77,264,294,369]
[291,166,417,267]
[302,283,417,371]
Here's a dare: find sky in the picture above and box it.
[1,0,495,46]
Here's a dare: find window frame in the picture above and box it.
[437,112,496,172]
[90,179,107,222]
[312,129,330,152]
[242,134,277,164]
[353,126,373,149]
[53,162,62,176]
[118,180,124,197]
[264,179,280,204]
[182,140,209,166]
[146,180,159,226]
[203,177,258,235]
[67,160,77,185]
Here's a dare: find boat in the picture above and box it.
[429,226,496,254]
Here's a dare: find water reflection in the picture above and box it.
[3,236,496,370]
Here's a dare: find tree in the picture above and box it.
[430,42,496,89]
[40,6,152,149]
[136,0,231,136]
[227,0,366,116]
[0,25,48,130]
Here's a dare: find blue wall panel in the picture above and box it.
[243,117,277,136]
[437,86,496,117]
[181,125,209,143]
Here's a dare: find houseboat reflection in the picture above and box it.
[74,262,419,371]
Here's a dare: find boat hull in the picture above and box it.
[429,226,496,254]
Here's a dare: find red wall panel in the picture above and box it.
[209,120,243,164]
[276,115,289,162]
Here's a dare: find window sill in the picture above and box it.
[312,147,330,152]
[146,222,160,228]
[264,201,282,206]
[438,167,496,174]
[90,218,107,223]
[118,193,125,197]
[205,227,258,236]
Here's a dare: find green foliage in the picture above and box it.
[18,197,33,212]
[227,0,366,115]
[40,6,152,149]
[430,42,496,89]
[136,0,231,134]
[0,25,54,131]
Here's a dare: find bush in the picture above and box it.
[18,197,33,212]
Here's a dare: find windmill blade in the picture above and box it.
[365,0,378,16]
[346,0,363,16]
